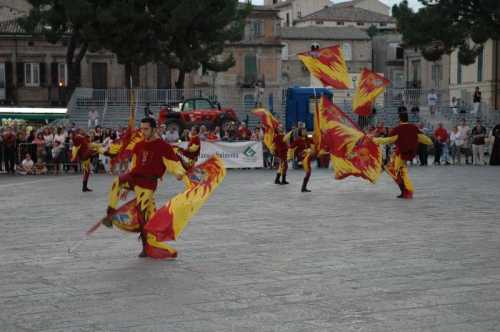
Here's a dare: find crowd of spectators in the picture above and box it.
[1,116,499,176]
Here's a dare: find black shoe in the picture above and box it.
[281,175,289,185]
[138,251,148,258]
[100,216,113,228]
[82,187,93,192]
[274,173,281,184]
[301,188,311,192]
[397,194,404,198]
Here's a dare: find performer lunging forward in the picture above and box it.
[101,118,187,257]
[375,113,432,199]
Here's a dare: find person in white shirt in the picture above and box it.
[457,119,471,164]
[88,109,99,128]
[427,89,438,116]
[16,153,34,175]
[164,127,180,143]
[449,126,460,164]
[450,97,458,115]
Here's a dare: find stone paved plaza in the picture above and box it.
[1,166,500,332]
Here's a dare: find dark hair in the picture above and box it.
[399,112,408,123]
[141,117,156,128]
[191,126,199,134]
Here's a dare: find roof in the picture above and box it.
[0,19,27,34]
[331,0,389,10]
[296,6,396,24]
[281,26,369,40]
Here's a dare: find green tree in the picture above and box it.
[392,0,500,65]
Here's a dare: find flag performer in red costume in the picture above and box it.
[71,129,103,192]
[373,112,432,199]
[289,128,316,192]
[100,117,225,258]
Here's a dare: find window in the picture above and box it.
[0,63,5,100]
[380,23,387,27]
[337,21,344,26]
[253,20,263,37]
[457,57,462,84]
[25,63,39,87]
[281,43,289,60]
[411,60,421,83]
[342,43,352,61]
[477,47,484,82]
[432,64,442,87]
[58,63,67,86]
[297,10,302,18]
[286,13,290,27]
[357,22,364,26]
[244,54,257,82]
[315,20,324,25]
[195,99,213,110]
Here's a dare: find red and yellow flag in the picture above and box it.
[298,45,351,89]
[252,108,280,154]
[109,155,226,259]
[352,68,390,116]
[145,155,225,258]
[318,96,383,183]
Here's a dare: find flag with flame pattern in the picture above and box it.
[298,45,351,89]
[352,68,390,116]
[318,96,383,183]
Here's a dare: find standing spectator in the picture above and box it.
[16,130,28,165]
[433,123,448,165]
[397,103,408,114]
[180,129,190,142]
[144,102,153,118]
[417,123,429,166]
[43,127,54,163]
[32,132,46,163]
[0,128,4,172]
[88,108,99,128]
[471,120,487,165]
[159,124,167,141]
[254,82,264,107]
[237,122,251,141]
[449,126,460,164]
[457,119,471,164]
[2,127,16,173]
[51,141,64,174]
[472,87,481,114]
[490,122,500,165]
[450,96,458,115]
[165,126,180,143]
[252,125,263,141]
[16,153,34,175]
[54,127,66,147]
[427,89,438,116]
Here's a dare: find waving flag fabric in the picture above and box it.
[298,45,351,89]
[318,96,383,183]
[352,68,390,116]
[252,108,280,154]
[109,155,226,259]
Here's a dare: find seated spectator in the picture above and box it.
[16,153,34,175]
[238,122,252,141]
[199,125,209,141]
[207,126,221,141]
[34,160,48,175]
[32,132,46,162]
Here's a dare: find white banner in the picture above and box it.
[176,141,264,169]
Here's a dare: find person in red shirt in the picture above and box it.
[237,122,252,141]
[289,128,316,192]
[2,127,16,174]
[71,129,102,192]
[179,126,201,169]
[273,126,289,185]
[375,113,432,199]
[101,118,187,258]
[433,123,449,165]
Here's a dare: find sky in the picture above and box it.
[249,0,422,11]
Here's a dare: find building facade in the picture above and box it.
[294,0,396,31]
[372,33,405,88]
[264,0,331,27]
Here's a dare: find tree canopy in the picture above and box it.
[19,0,251,89]
[392,0,500,65]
